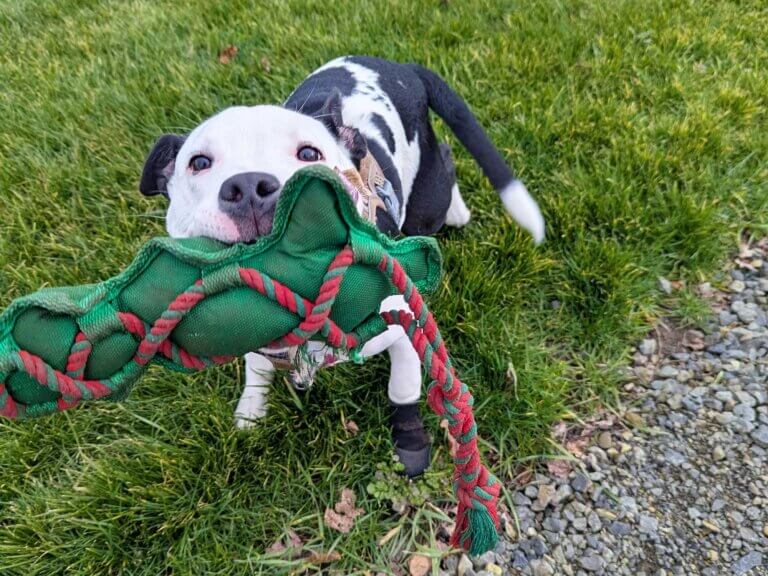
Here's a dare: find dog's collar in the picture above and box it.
[335,152,390,225]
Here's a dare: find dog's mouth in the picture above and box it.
[230,208,276,244]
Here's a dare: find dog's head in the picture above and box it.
[139,93,366,242]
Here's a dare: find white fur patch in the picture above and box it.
[499,180,545,244]
[315,57,421,226]
[445,183,471,227]
[235,352,275,428]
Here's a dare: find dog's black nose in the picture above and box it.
[219,172,280,205]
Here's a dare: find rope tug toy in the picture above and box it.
[0,166,500,554]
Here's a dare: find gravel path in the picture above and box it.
[442,239,768,576]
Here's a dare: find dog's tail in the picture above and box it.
[408,64,544,244]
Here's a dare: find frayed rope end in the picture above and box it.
[453,507,499,556]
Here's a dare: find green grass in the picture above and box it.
[0,0,766,573]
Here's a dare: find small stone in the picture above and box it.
[457,555,474,576]
[625,412,644,428]
[639,338,657,356]
[485,563,502,576]
[442,555,459,573]
[609,521,631,536]
[702,519,721,533]
[735,391,757,407]
[524,485,539,498]
[554,484,574,504]
[587,511,602,532]
[532,484,555,511]
[688,507,702,520]
[658,276,673,294]
[750,425,768,447]
[733,302,759,323]
[511,550,528,570]
[571,473,590,492]
[666,395,683,410]
[597,431,613,450]
[733,403,756,422]
[619,496,638,513]
[639,514,659,535]
[529,559,554,576]
[657,365,679,378]
[713,445,726,461]
[543,517,564,533]
[739,527,759,543]
[579,554,604,572]
[763,524,768,538]
[572,517,588,532]
[471,551,495,570]
[596,508,616,521]
[707,549,719,562]
[730,280,746,293]
[513,492,532,507]
[720,311,738,325]
[716,390,735,403]
[665,449,687,466]
[731,551,763,575]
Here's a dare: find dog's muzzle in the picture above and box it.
[219,171,280,241]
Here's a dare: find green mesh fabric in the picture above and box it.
[0,166,442,419]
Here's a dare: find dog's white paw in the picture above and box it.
[234,397,267,429]
[234,414,259,429]
[445,183,471,227]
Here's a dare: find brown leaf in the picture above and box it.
[266,529,303,556]
[551,421,568,441]
[305,550,342,564]
[547,459,573,479]
[286,529,302,549]
[260,56,271,73]
[513,467,533,487]
[408,554,431,576]
[324,488,364,533]
[218,45,238,64]
[682,329,705,351]
[344,418,360,436]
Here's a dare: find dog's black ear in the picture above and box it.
[139,134,186,197]
[318,90,367,163]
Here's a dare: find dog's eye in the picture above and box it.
[297,146,323,162]
[189,155,212,172]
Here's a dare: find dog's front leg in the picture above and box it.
[385,333,432,477]
[360,297,432,477]
[235,352,275,429]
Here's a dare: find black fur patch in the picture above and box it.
[139,134,185,197]
[285,66,356,116]
[371,113,396,154]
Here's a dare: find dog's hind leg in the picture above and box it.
[441,142,471,228]
[235,352,275,429]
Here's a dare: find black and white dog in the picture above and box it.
[139,56,544,477]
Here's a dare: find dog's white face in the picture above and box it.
[162,105,355,243]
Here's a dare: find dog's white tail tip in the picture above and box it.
[499,180,545,245]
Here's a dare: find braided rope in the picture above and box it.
[378,254,500,555]
[0,244,499,553]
